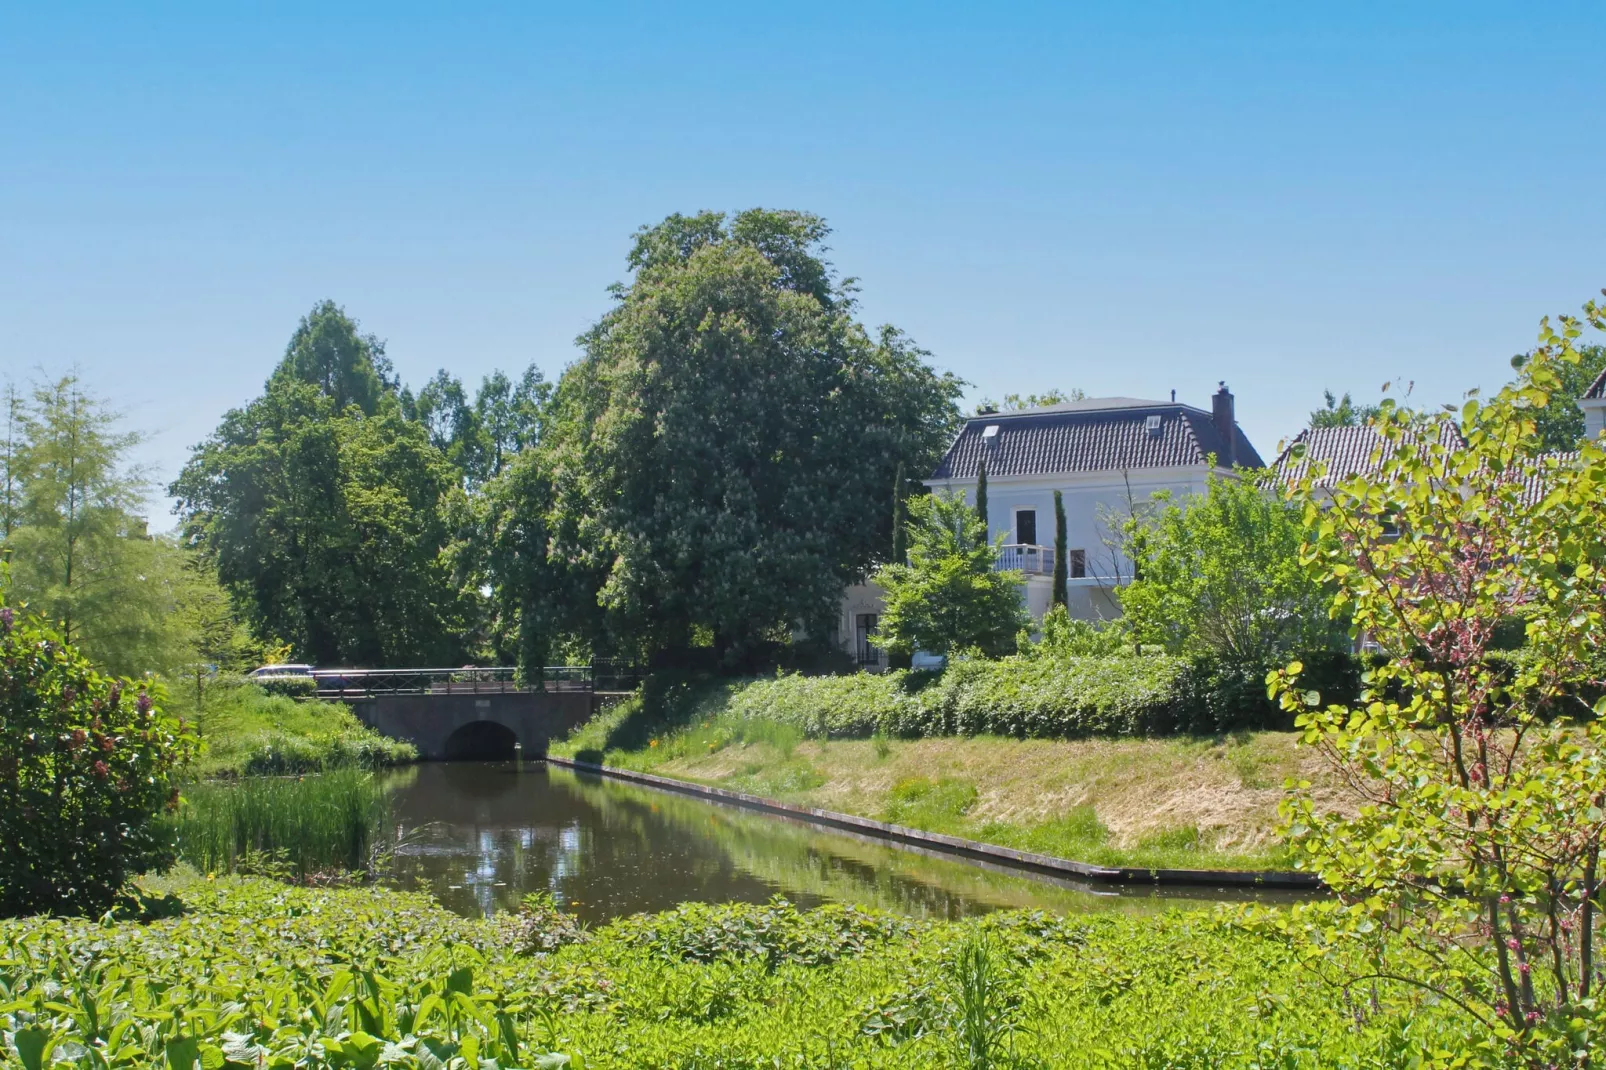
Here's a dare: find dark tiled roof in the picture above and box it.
[1274,423,1571,506]
[1586,368,1606,400]
[930,401,1264,481]
[1273,423,1467,488]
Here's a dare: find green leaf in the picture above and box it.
[11,1027,50,1070]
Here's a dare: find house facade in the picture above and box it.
[837,385,1264,666]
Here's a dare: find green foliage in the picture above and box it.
[1120,470,1345,666]
[0,594,196,917]
[974,459,988,529]
[0,879,580,1070]
[1023,604,1130,658]
[0,376,205,678]
[181,678,414,777]
[949,929,1017,1069]
[0,878,1478,1067]
[411,365,549,490]
[172,302,472,667]
[1051,489,1068,608]
[540,209,963,663]
[883,776,978,826]
[175,769,392,880]
[1308,389,1381,428]
[1510,328,1606,450]
[974,388,1085,413]
[256,673,316,698]
[608,897,912,970]
[509,893,590,954]
[1262,293,1606,1059]
[873,492,1027,657]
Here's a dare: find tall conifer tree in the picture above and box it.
[1052,489,1068,608]
[974,459,989,530]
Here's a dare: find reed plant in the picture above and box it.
[175,768,391,880]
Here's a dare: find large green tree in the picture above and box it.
[172,303,470,666]
[871,491,1026,657]
[541,209,963,663]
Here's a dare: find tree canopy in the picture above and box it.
[538,209,964,664]
[1309,389,1381,428]
[172,303,472,667]
[872,491,1026,657]
[1119,470,1344,666]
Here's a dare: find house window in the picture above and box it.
[1068,549,1086,578]
[855,613,881,667]
[1015,509,1037,546]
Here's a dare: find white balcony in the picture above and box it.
[995,543,1056,576]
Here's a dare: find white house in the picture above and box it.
[838,385,1264,666]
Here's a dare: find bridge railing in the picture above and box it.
[311,665,631,698]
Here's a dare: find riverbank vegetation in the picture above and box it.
[182,676,415,777]
[553,685,1325,870]
[175,768,393,881]
[0,875,1474,1068]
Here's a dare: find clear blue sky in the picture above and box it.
[4,2,1603,521]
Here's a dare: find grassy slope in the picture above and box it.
[552,688,1353,872]
[1,876,1466,1066]
[175,679,415,776]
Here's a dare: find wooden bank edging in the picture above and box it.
[541,754,1322,891]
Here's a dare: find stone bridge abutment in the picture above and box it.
[346,691,596,760]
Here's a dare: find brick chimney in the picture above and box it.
[1211,382,1236,467]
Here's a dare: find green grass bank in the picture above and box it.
[174,676,415,777]
[551,675,1353,872]
[3,875,1468,1068]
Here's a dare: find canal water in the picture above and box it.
[384,762,1301,922]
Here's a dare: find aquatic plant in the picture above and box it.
[175,768,391,880]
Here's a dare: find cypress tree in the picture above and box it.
[1052,489,1069,608]
[891,461,907,564]
[975,459,989,532]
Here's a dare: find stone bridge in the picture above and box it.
[344,691,597,760]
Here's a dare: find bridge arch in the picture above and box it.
[443,720,520,761]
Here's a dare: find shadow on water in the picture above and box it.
[382,761,1312,922]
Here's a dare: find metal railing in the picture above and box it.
[995,543,1056,576]
[311,664,639,698]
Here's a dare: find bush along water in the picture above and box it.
[0,596,197,917]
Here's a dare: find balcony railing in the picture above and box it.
[995,544,1056,576]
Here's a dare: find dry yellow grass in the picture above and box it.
[657,732,1352,855]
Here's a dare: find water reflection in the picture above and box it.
[384,762,1307,922]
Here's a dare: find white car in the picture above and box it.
[910,651,947,671]
[248,664,315,679]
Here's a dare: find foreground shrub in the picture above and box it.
[0,596,196,917]
[1261,299,1606,1060]
[610,897,912,969]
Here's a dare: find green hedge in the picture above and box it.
[714,649,1370,741]
[719,655,1190,740]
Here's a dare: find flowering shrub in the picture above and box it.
[0,593,196,916]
